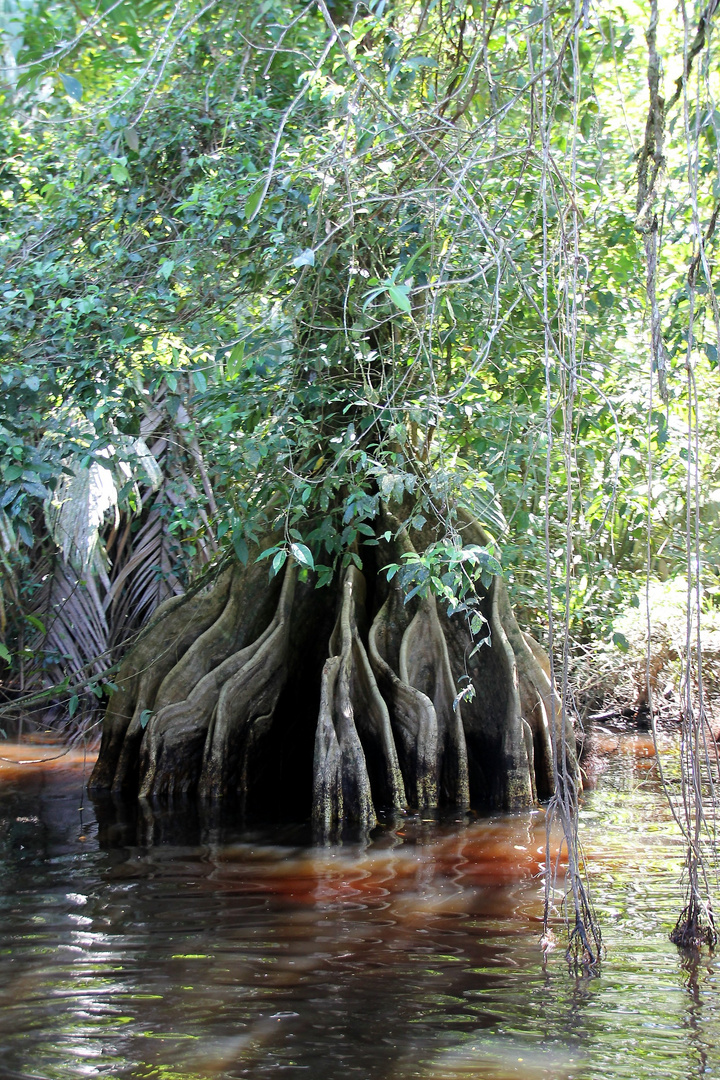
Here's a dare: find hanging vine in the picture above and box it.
[636,0,719,950]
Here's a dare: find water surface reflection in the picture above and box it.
[0,736,717,1079]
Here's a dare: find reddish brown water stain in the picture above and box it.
[0,731,712,1080]
[0,742,97,781]
[201,818,563,920]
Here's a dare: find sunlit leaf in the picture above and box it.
[226,342,245,379]
[290,542,314,569]
[111,161,129,184]
[272,549,287,575]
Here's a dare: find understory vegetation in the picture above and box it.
[1,0,720,956]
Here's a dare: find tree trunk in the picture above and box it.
[89,511,579,836]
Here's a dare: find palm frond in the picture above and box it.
[10,393,219,735]
[24,550,111,720]
[107,501,183,651]
[44,455,117,570]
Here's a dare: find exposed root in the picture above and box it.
[199,563,296,802]
[91,509,568,837]
[314,649,377,834]
[438,574,534,810]
[112,563,276,794]
[137,575,286,798]
[313,565,405,836]
[521,717,537,803]
[400,595,470,808]
[153,561,275,713]
[457,508,581,801]
[132,559,284,799]
[369,583,439,809]
[88,567,233,793]
[494,580,556,800]
[670,899,717,952]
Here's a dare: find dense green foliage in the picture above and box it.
[1,0,719,720]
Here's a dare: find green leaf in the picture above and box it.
[258,545,281,561]
[139,709,153,730]
[314,564,334,589]
[124,127,140,152]
[290,542,314,569]
[111,161,129,184]
[60,73,83,101]
[404,56,437,70]
[387,285,412,313]
[159,259,175,280]
[68,694,79,718]
[0,643,11,664]
[272,549,287,575]
[399,242,431,280]
[193,370,207,393]
[362,287,386,312]
[292,249,315,268]
[226,342,245,379]
[233,536,249,565]
[245,183,265,220]
[4,465,22,482]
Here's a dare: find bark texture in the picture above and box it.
[89,515,579,836]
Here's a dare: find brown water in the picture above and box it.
[0,735,717,1080]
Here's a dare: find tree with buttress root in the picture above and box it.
[89,507,580,839]
[6,0,604,945]
[80,0,582,835]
